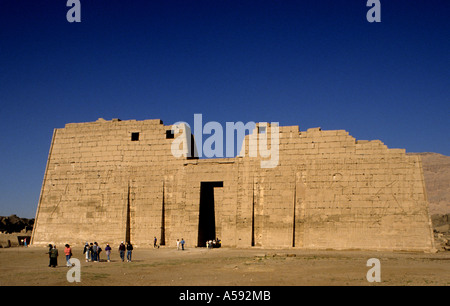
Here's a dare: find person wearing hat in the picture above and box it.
[118,241,126,262]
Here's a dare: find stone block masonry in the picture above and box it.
[31,119,435,252]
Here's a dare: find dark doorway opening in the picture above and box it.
[197,181,223,247]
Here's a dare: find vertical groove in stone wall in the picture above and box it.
[292,174,296,248]
[160,181,166,246]
[417,156,436,250]
[125,183,131,243]
[251,177,255,247]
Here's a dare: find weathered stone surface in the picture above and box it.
[31,119,435,251]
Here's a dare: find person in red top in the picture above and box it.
[64,244,72,267]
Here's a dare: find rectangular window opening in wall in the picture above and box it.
[131,132,140,141]
[166,130,174,139]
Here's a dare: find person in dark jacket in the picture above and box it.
[118,242,126,262]
[47,244,53,267]
[92,242,98,262]
[126,241,133,262]
[96,242,102,262]
[89,242,95,261]
[49,245,58,268]
[105,244,112,262]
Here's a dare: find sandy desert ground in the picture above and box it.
[0,246,449,286]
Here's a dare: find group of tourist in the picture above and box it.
[46,238,194,267]
[83,242,103,262]
[118,241,134,262]
[154,237,186,250]
[46,241,134,267]
[206,238,221,249]
[83,241,134,263]
[46,243,76,268]
[47,244,59,267]
[176,238,186,250]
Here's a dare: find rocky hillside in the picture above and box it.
[410,152,450,215]
[0,215,34,234]
[408,152,450,240]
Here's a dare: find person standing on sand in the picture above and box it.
[119,242,126,262]
[176,239,180,250]
[96,242,102,262]
[105,244,112,262]
[47,244,53,267]
[92,242,98,262]
[126,241,133,262]
[64,244,72,267]
[89,243,94,261]
[49,245,58,268]
[181,238,185,251]
[83,242,90,262]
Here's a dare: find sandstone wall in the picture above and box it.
[31,119,435,251]
[238,125,435,251]
[32,119,182,246]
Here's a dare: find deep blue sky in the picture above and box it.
[0,0,448,218]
